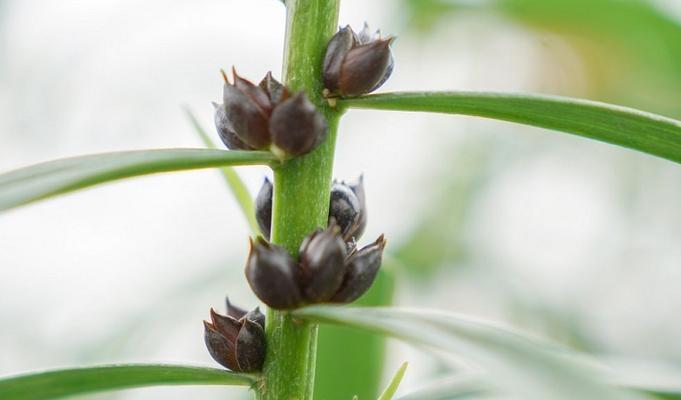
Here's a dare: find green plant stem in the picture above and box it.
[258,0,341,399]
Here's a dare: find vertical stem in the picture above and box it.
[258,1,340,399]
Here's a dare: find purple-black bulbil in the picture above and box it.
[213,69,327,158]
[245,223,386,309]
[322,23,394,98]
[203,299,266,372]
[255,176,367,243]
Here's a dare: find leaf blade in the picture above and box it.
[378,362,408,400]
[339,92,681,164]
[0,364,254,400]
[295,306,645,400]
[0,148,275,213]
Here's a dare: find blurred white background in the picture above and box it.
[1,0,681,398]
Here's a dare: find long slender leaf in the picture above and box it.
[396,374,491,400]
[184,108,261,236]
[395,370,681,400]
[295,306,646,400]
[0,148,276,213]
[314,268,396,400]
[339,92,681,164]
[0,364,254,400]
[378,362,408,400]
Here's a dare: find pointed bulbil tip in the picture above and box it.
[220,69,229,84]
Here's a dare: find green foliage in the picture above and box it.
[402,0,681,116]
[0,149,275,213]
[314,268,396,399]
[340,92,681,164]
[295,306,646,400]
[0,364,254,400]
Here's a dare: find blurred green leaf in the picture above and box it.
[295,306,646,400]
[0,364,254,400]
[314,268,396,400]
[396,374,491,400]
[391,143,486,279]
[396,369,681,400]
[402,0,681,116]
[0,148,275,213]
[340,92,681,164]
[378,362,408,400]
[184,108,261,236]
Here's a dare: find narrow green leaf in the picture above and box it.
[0,364,254,400]
[395,370,681,400]
[295,306,646,400]
[0,148,276,213]
[378,362,408,400]
[315,267,396,400]
[396,374,491,400]
[339,92,681,164]
[184,108,261,236]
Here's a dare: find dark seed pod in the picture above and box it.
[329,182,361,242]
[221,69,272,149]
[254,175,367,243]
[245,237,303,309]
[243,307,266,330]
[214,69,327,159]
[259,71,289,105]
[298,224,348,302]
[225,296,248,320]
[213,102,254,151]
[323,23,394,97]
[269,92,328,158]
[255,178,273,239]
[331,234,386,303]
[203,307,266,372]
[348,175,367,241]
[234,318,266,372]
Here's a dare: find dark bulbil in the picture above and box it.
[256,176,367,243]
[214,69,327,158]
[203,300,266,372]
[322,23,394,97]
[245,223,386,309]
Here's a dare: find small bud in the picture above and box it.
[259,71,289,105]
[331,234,386,303]
[225,296,248,320]
[213,102,254,151]
[323,23,395,97]
[243,307,266,331]
[204,306,266,372]
[214,70,327,158]
[245,237,303,309]
[298,224,348,302]
[348,175,367,241]
[255,178,273,239]
[329,182,361,242]
[235,318,266,372]
[254,175,367,243]
[270,92,328,157]
[222,70,272,149]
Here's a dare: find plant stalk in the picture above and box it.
[257,0,341,399]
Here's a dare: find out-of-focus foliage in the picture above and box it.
[314,268,396,400]
[402,0,681,117]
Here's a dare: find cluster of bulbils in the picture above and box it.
[322,23,395,98]
[204,23,394,373]
[247,176,385,309]
[213,23,394,160]
[203,298,266,372]
[214,69,327,159]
